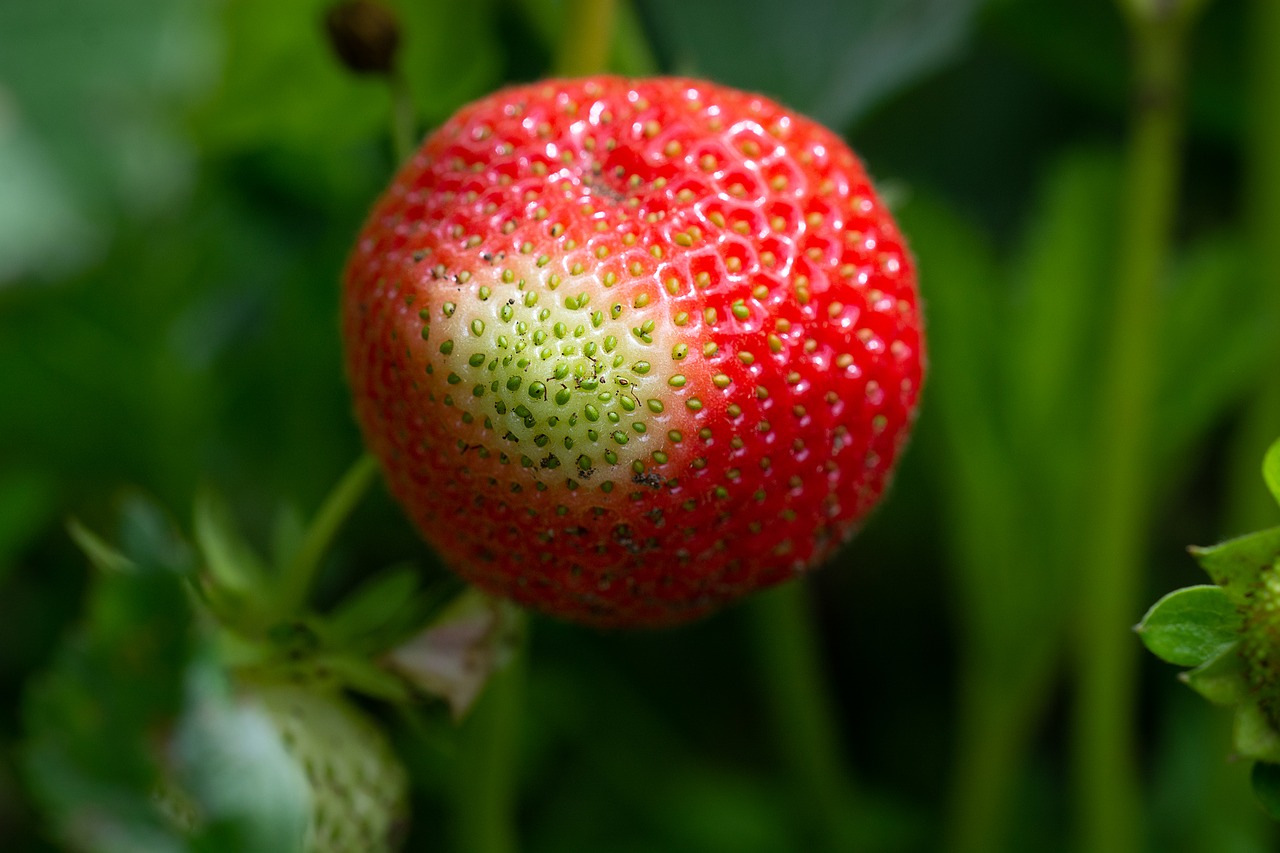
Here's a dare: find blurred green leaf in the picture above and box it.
[323,565,420,647]
[395,0,504,125]
[896,191,1036,666]
[118,496,194,576]
[1252,762,1280,820]
[67,521,136,576]
[0,0,219,284]
[1136,585,1242,667]
[638,0,978,130]
[1191,528,1280,604]
[193,488,269,597]
[0,106,102,284]
[1156,235,1266,464]
[194,0,385,153]
[0,469,56,568]
[22,543,193,851]
[1006,149,1119,448]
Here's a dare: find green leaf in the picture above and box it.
[396,0,504,125]
[1006,149,1120,449]
[269,504,306,573]
[639,0,979,130]
[1265,438,1280,507]
[193,488,269,597]
[22,551,193,852]
[1136,585,1243,667]
[67,519,136,575]
[118,495,194,576]
[1252,762,1280,821]
[1155,236,1266,466]
[1190,527,1280,604]
[322,566,420,648]
[0,468,57,584]
[1180,644,1249,705]
[311,653,414,703]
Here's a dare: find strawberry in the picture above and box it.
[158,682,410,853]
[342,77,924,627]
[250,683,409,853]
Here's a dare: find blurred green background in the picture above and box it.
[2,0,1278,850]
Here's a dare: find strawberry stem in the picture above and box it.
[454,612,526,853]
[553,0,618,78]
[1071,4,1205,850]
[748,583,861,847]
[276,453,380,617]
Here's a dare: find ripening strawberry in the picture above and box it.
[342,77,924,627]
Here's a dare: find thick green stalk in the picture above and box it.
[553,0,617,78]
[455,619,526,853]
[1071,7,1198,852]
[748,583,859,849]
[1227,0,1280,535]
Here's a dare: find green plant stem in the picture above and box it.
[553,0,618,78]
[748,583,859,849]
[1072,7,1199,852]
[389,68,416,165]
[1227,0,1280,534]
[276,453,380,616]
[946,653,1058,853]
[455,613,527,853]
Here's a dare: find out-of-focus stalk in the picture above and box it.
[1072,4,1206,851]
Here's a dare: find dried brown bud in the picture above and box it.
[325,0,401,76]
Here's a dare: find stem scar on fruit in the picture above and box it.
[342,77,925,627]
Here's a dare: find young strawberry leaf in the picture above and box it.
[1135,585,1242,667]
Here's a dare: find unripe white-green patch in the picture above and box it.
[419,268,685,491]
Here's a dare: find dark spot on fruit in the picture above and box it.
[632,471,663,489]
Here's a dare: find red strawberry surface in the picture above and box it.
[342,77,924,627]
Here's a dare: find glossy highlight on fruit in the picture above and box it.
[342,77,924,627]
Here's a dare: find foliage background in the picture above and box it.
[1,0,1277,850]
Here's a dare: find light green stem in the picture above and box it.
[553,0,618,78]
[1072,6,1200,852]
[748,583,858,849]
[276,453,380,616]
[455,614,527,853]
